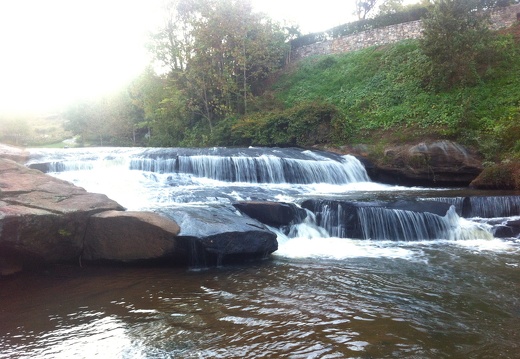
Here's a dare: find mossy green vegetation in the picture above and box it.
[253,24,520,161]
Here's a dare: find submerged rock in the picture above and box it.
[493,220,520,238]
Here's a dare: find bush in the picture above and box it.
[419,0,500,90]
[230,102,346,147]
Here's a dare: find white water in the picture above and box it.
[26,147,519,262]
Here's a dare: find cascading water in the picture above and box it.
[25,146,508,244]
[299,198,492,241]
[128,151,369,184]
[464,195,520,218]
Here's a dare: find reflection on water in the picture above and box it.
[1,239,519,358]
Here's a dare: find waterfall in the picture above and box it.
[301,199,492,241]
[463,196,520,218]
[422,197,466,216]
[129,153,369,184]
[24,146,514,242]
[29,147,369,185]
[357,206,459,241]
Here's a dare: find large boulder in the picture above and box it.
[82,211,181,262]
[469,161,520,190]
[160,206,278,265]
[0,158,123,275]
[362,141,483,187]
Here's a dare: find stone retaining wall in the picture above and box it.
[293,4,520,60]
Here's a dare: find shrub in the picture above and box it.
[420,0,500,90]
[231,102,345,147]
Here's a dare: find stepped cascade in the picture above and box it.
[25,147,520,243]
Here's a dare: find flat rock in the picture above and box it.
[83,211,181,262]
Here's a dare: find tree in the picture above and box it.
[64,102,96,145]
[378,0,404,15]
[147,0,192,73]
[420,0,502,90]
[0,117,30,145]
[65,91,145,146]
[129,68,189,146]
[355,0,380,19]
[104,90,144,145]
[149,0,287,133]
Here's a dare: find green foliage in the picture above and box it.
[271,31,520,159]
[419,0,505,90]
[230,102,345,147]
[0,117,30,145]
[151,0,288,131]
[59,0,520,162]
[64,88,145,146]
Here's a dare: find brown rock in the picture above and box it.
[470,161,520,190]
[0,144,28,164]
[0,158,123,275]
[82,211,181,262]
[368,141,483,187]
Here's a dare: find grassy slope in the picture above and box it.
[271,30,520,161]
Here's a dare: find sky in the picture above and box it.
[0,0,361,117]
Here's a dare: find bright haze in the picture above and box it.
[0,0,356,117]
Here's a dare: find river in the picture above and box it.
[1,147,519,358]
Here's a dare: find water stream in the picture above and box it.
[1,146,519,358]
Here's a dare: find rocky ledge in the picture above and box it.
[331,140,484,187]
[0,145,278,276]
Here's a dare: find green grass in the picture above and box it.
[270,36,520,160]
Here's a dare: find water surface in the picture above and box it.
[1,147,519,358]
[1,240,519,358]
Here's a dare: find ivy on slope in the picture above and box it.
[271,37,520,160]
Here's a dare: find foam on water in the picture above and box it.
[274,230,515,261]
[275,236,418,260]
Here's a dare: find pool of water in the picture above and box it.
[1,238,519,358]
